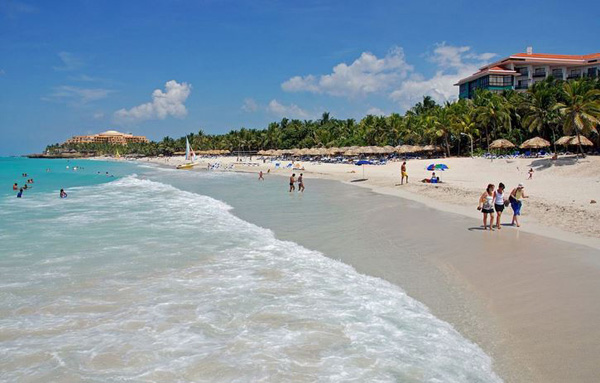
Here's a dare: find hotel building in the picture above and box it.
[65,130,149,145]
[456,47,600,99]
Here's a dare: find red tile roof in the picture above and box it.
[511,52,600,61]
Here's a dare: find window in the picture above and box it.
[489,75,513,86]
[552,69,563,78]
[515,67,528,76]
[587,67,598,77]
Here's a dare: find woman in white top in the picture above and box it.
[477,183,495,230]
[493,182,506,230]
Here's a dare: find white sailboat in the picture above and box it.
[176,138,198,169]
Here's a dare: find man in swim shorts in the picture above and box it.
[289,173,296,192]
[401,161,408,184]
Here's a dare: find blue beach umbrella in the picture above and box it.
[427,163,449,171]
[355,160,372,179]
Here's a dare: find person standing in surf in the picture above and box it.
[493,182,506,229]
[298,173,305,192]
[289,173,296,192]
[258,171,264,181]
[477,184,495,230]
[509,183,528,227]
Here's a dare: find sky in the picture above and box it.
[1,0,599,155]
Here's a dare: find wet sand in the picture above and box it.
[181,172,600,383]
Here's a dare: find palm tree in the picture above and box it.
[554,80,600,157]
[521,87,560,151]
[474,90,511,149]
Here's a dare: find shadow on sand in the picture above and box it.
[350,178,368,183]
[529,155,583,170]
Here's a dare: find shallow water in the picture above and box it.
[0,159,502,382]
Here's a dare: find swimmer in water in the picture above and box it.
[17,188,23,198]
[60,189,68,199]
[13,183,18,190]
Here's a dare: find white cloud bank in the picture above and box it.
[282,43,496,109]
[53,51,84,71]
[282,46,412,97]
[114,80,191,124]
[266,99,311,119]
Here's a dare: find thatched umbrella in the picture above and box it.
[344,149,360,156]
[421,144,436,152]
[489,139,516,150]
[327,147,342,155]
[569,136,594,146]
[520,137,551,149]
[554,136,573,146]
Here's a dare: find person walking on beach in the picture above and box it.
[493,182,506,230]
[298,173,305,192]
[528,168,534,179]
[509,183,528,227]
[401,161,408,184]
[477,184,495,230]
[258,171,264,181]
[289,173,296,192]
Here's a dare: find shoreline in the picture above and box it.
[134,155,600,250]
[131,156,600,382]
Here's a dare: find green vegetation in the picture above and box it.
[46,77,600,158]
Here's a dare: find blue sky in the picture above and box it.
[1,0,598,155]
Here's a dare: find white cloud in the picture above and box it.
[267,99,310,119]
[366,107,386,116]
[390,43,496,108]
[0,68,5,76]
[241,98,258,112]
[53,51,84,71]
[69,74,100,82]
[93,112,105,119]
[42,85,113,105]
[114,80,192,124]
[282,46,413,97]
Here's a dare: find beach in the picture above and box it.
[137,155,600,382]
[3,157,600,382]
[142,155,600,248]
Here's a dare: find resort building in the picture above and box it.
[456,47,600,99]
[65,130,149,145]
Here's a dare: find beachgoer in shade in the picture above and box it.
[17,188,23,198]
[13,183,18,190]
[401,161,408,184]
[477,183,495,230]
[528,168,534,179]
[60,189,68,199]
[494,182,506,230]
[258,171,264,181]
[509,183,528,227]
[289,173,296,192]
[298,173,305,192]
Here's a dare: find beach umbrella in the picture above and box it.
[382,145,395,154]
[355,160,372,179]
[421,144,436,152]
[568,136,594,146]
[554,136,573,146]
[520,137,551,149]
[426,163,449,171]
[489,139,516,150]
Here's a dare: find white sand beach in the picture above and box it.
[141,154,600,248]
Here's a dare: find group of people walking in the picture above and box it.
[478,182,528,230]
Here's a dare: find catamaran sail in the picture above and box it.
[178,138,197,169]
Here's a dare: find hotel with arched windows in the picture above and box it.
[65,130,149,145]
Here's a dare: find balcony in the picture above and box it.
[532,71,547,78]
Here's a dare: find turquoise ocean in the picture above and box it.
[0,158,502,382]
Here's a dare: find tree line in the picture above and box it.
[47,77,600,158]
